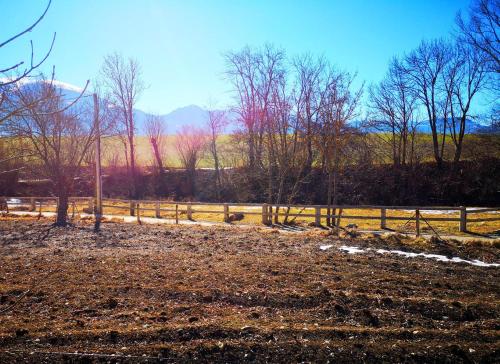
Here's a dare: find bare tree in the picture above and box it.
[225,45,286,171]
[5,80,99,226]
[225,47,260,169]
[404,39,450,167]
[443,42,488,163]
[457,0,500,74]
[368,57,419,166]
[265,69,311,223]
[176,126,207,197]
[100,53,143,198]
[293,54,326,172]
[145,114,167,174]
[205,109,227,200]
[314,68,363,226]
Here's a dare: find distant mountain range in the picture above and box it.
[19,80,499,135]
[133,105,239,134]
[28,82,234,134]
[414,118,499,134]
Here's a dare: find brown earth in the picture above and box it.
[0,216,499,363]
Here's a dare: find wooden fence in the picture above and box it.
[2,196,499,236]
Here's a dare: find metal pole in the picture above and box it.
[93,93,102,232]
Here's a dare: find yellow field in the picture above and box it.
[101,135,236,168]
[100,133,500,168]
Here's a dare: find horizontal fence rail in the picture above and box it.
[1,196,499,236]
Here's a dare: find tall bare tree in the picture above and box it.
[314,68,363,225]
[293,55,326,172]
[443,42,488,163]
[225,45,285,171]
[368,57,419,166]
[404,39,450,167]
[265,70,311,223]
[100,53,143,198]
[5,81,99,226]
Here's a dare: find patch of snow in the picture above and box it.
[331,245,499,268]
[47,80,84,93]
[339,245,365,254]
[376,249,419,258]
[0,77,85,93]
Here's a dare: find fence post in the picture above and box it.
[30,198,36,212]
[315,207,321,226]
[223,204,229,222]
[136,203,141,224]
[175,204,179,224]
[187,203,193,220]
[380,208,387,229]
[459,206,467,233]
[129,201,135,216]
[155,201,161,218]
[262,203,269,225]
[415,209,420,237]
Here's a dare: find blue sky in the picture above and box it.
[2,0,470,114]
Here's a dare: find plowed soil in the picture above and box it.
[0,217,499,363]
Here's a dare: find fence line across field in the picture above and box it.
[2,196,499,236]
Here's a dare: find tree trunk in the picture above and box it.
[453,115,467,165]
[453,139,463,164]
[187,167,196,197]
[212,140,221,201]
[151,139,164,173]
[326,170,332,227]
[129,136,137,198]
[55,191,69,227]
[306,119,313,172]
[248,126,255,169]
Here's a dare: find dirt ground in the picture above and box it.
[0,216,499,363]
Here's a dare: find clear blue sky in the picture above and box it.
[1,0,470,114]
